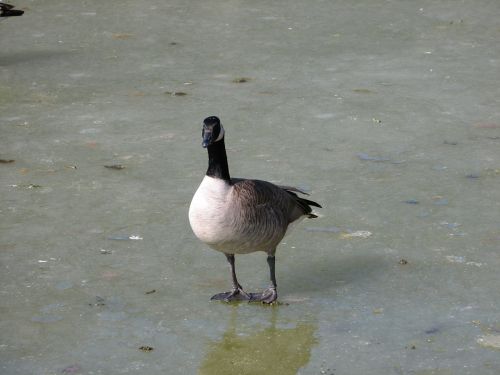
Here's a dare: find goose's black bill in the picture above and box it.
[201,131,212,148]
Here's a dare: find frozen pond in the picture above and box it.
[1,0,500,374]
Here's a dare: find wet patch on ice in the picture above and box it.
[445,255,483,267]
[314,113,336,119]
[477,334,500,350]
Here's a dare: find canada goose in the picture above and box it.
[189,116,321,304]
[0,3,24,17]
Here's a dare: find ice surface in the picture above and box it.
[1,1,499,374]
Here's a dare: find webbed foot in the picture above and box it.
[249,287,278,304]
[211,287,251,302]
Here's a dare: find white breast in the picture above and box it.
[189,176,232,246]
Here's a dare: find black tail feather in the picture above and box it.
[280,186,322,217]
[299,197,322,208]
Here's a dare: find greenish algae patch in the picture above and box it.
[199,323,317,375]
[0,85,18,104]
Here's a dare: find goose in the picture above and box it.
[0,3,24,17]
[189,116,321,304]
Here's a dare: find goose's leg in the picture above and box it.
[211,254,251,302]
[250,254,278,304]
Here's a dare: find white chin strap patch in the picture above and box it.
[215,125,225,142]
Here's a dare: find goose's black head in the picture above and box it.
[202,116,224,148]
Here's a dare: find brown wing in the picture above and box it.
[231,178,320,223]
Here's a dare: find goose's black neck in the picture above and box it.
[206,139,231,181]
